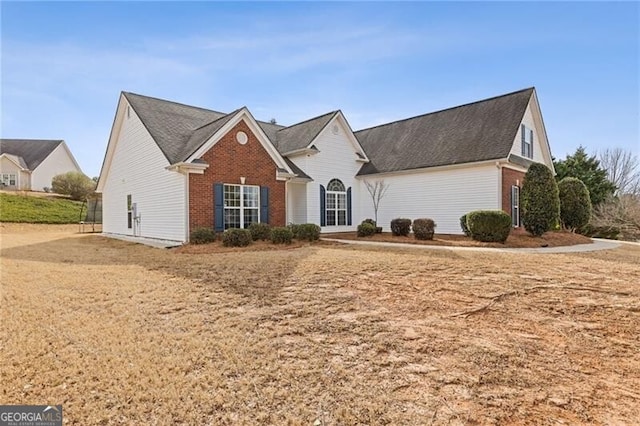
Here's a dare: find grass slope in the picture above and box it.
[0,192,84,223]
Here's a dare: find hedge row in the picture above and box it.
[189,222,320,247]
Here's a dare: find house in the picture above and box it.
[96,87,554,243]
[0,139,83,191]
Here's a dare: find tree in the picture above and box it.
[592,194,640,241]
[553,146,616,206]
[51,171,96,201]
[558,177,591,231]
[363,179,389,225]
[598,147,640,196]
[521,163,560,236]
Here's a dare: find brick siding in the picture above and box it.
[501,167,526,226]
[188,120,286,234]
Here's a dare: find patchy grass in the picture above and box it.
[324,228,592,248]
[0,192,84,223]
[1,224,639,424]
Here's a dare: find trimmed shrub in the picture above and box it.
[390,218,411,236]
[466,210,512,243]
[288,223,301,238]
[460,214,471,237]
[295,223,321,241]
[375,227,383,234]
[248,222,272,241]
[357,222,376,237]
[521,163,560,236]
[412,218,436,240]
[558,177,592,231]
[362,218,377,227]
[271,227,293,244]
[221,228,252,247]
[190,227,216,244]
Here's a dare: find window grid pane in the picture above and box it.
[243,186,259,208]
[337,210,346,226]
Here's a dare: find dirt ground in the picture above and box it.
[1,224,639,425]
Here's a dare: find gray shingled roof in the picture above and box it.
[355,88,534,175]
[274,111,337,154]
[0,139,63,170]
[123,92,227,164]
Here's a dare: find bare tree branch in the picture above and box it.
[364,180,389,224]
[599,148,640,196]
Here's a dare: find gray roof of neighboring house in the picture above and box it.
[355,87,534,175]
[0,139,64,170]
[274,111,338,154]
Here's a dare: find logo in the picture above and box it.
[0,405,62,426]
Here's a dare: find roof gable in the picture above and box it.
[0,139,64,170]
[274,111,338,154]
[355,88,534,175]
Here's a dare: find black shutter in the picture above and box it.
[521,124,526,156]
[260,186,269,224]
[347,187,352,226]
[214,183,224,232]
[530,129,534,159]
[320,185,326,227]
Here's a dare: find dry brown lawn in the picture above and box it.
[1,224,639,425]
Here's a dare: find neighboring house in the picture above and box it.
[0,139,83,191]
[97,87,554,243]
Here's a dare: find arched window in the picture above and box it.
[326,179,346,226]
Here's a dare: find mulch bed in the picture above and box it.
[323,228,593,249]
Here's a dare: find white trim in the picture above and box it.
[184,174,190,242]
[356,158,509,179]
[529,89,555,173]
[166,162,209,174]
[186,108,294,174]
[297,112,370,163]
[281,147,320,157]
[0,153,28,170]
[96,94,129,192]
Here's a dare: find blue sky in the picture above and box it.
[1,1,638,177]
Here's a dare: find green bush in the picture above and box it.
[288,223,301,238]
[580,223,620,240]
[460,214,471,236]
[248,222,272,241]
[190,227,216,244]
[390,218,411,236]
[357,222,376,237]
[466,210,512,243]
[362,218,376,227]
[295,223,321,241]
[522,163,560,236]
[558,177,592,231]
[270,227,293,244]
[412,218,436,240]
[51,171,96,201]
[221,228,253,247]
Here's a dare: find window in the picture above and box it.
[521,124,534,159]
[127,195,133,229]
[1,173,16,186]
[511,185,520,227]
[326,179,347,226]
[224,184,259,229]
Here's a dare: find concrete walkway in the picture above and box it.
[102,233,182,249]
[321,238,621,254]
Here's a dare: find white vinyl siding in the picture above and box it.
[0,156,29,190]
[288,116,362,232]
[510,101,549,166]
[101,101,186,242]
[357,164,501,234]
[286,182,307,224]
[31,143,82,192]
